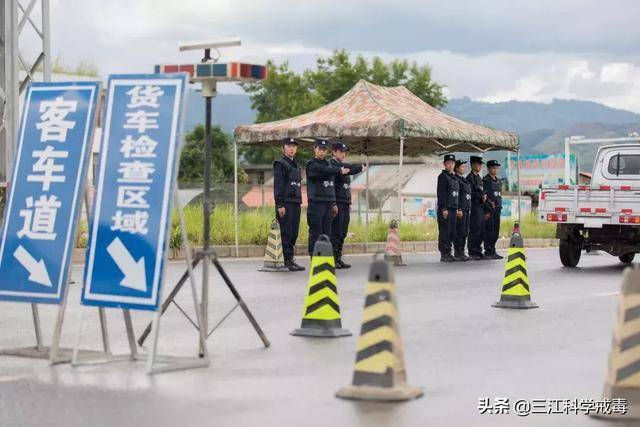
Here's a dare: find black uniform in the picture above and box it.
[466,171,486,256]
[306,157,343,255]
[483,174,503,256]
[454,173,471,257]
[273,155,302,263]
[330,158,362,260]
[437,169,460,257]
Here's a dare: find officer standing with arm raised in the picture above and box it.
[273,138,305,271]
[330,141,365,269]
[483,160,504,260]
[437,154,460,262]
[306,138,350,257]
[466,156,486,260]
[453,159,471,261]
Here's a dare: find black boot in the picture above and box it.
[291,257,305,270]
[440,253,455,262]
[335,256,351,269]
[285,258,305,271]
[455,250,471,261]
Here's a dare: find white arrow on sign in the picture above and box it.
[106,237,147,292]
[13,245,53,287]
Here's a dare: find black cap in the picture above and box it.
[332,141,349,152]
[314,138,329,148]
[470,155,484,165]
[282,137,298,146]
[487,160,501,167]
[443,154,456,162]
[455,159,467,169]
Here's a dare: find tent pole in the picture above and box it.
[398,137,405,223]
[365,155,370,241]
[234,140,239,257]
[517,149,521,224]
[564,136,571,185]
[507,151,512,192]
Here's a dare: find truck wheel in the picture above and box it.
[559,238,582,267]
[619,253,635,264]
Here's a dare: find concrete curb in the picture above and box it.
[71,237,559,264]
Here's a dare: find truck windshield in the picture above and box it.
[608,154,640,176]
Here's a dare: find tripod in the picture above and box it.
[138,71,269,352]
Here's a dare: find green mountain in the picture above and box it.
[526,122,640,173]
[183,90,640,173]
[443,97,640,134]
[185,90,640,137]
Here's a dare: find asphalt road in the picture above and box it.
[0,248,638,427]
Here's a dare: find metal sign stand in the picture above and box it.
[137,69,269,353]
[73,180,210,374]
[2,187,109,365]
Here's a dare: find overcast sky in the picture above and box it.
[42,0,640,112]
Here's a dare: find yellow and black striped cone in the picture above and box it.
[336,257,423,401]
[258,219,289,272]
[290,235,351,338]
[492,223,538,309]
[592,266,640,420]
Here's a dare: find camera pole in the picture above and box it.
[137,44,270,352]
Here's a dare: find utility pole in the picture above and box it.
[1,0,51,182]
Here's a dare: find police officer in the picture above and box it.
[483,160,504,260]
[466,156,486,260]
[330,141,365,269]
[306,138,350,256]
[437,154,460,262]
[273,138,305,271]
[453,159,471,261]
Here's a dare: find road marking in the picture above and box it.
[592,291,620,297]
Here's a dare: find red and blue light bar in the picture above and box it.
[154,62,267,82]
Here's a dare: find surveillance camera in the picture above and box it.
[179,37,242,52]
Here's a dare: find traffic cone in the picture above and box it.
[384,219,407,267]
[492,222,538,309]
[290,235,351,338]
[592,266,640,420]
[336,257,422,401]
[258,219,289,272]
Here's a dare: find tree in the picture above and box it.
[178,124,247,183]
[241,61,325,165]
[243,60,325,123]
[305,49,447,108]
[240,49,447,164]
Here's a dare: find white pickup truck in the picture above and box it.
[538,144,640,267]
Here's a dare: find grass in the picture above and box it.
[160,204,556,249]
[27,203,557,249]
[502,213,556,239]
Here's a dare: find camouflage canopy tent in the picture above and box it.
[234,79,519,155]
[230,80,521,252]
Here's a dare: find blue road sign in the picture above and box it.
[82,74,187,311]
[0,82,99,304]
